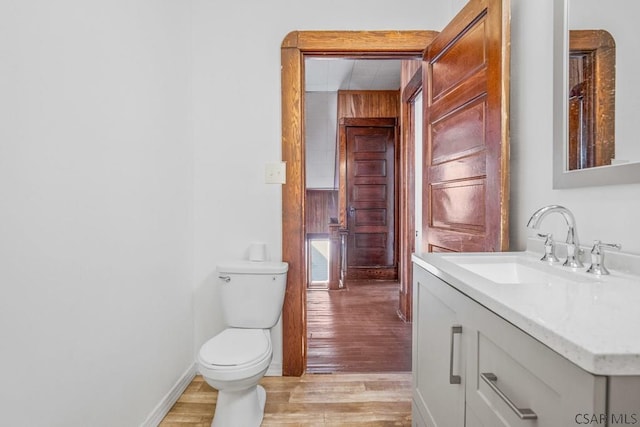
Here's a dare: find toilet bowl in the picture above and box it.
[198,329,272,427]
[197,259,288,427]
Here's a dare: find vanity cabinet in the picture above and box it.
[412,265,466,427]
[412,265,607,427]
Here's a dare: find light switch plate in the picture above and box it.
[265,162,286,184]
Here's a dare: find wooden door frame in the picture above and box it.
[398,65,423,322]
[281,30,438,376]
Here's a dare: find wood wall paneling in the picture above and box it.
[337,90,400,119]
[305,189,338,234]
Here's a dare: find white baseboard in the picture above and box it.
[141,362,197,427]
[266,362,282,377]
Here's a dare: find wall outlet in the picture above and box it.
[265,162,286,184]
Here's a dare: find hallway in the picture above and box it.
[306,281,412,373]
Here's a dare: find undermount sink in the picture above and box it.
[454,258,553,284]
[439,253,584,285]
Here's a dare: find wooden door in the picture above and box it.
[422,0,510,253]
[342,118,397,281]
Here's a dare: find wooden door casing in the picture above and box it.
[398,61,423,322]
[422,0,510,254]
[568,30,616,171]
[342,118,398,281]
[281,31,438,376]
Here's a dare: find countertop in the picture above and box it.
[412,247,640,376]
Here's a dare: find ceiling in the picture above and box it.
[305,58,402,92]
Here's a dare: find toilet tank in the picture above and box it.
[217,261,288,329]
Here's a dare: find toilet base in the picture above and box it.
[211,384,266,427]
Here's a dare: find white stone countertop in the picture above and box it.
[412,242,640,376]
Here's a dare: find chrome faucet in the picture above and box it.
[586,240,621,275]
[526,205,583,268]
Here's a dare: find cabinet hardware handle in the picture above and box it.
[449,325,462,384]
[481,373,538,420]
[218,275,231,283]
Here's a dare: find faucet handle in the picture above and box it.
[586,240,621,275]
[537,233,559,263]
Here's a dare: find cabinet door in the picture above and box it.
[463,295,606,427]
[413,267,465,427]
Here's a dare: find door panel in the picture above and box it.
[423,0,510,253]
[344,118,398,280]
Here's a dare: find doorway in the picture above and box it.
[281,31,438,376]
[342,117,398,281]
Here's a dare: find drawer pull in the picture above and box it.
[449,325,462,384]
[481,373,538,420]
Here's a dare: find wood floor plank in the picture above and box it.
[159,373,412,426]
[306,281,412,373]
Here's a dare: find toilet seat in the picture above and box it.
[198,329,272,381]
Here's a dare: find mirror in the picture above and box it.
[553,0,640,188]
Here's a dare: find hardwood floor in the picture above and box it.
[306,281,412,373]
[159,373,412,426]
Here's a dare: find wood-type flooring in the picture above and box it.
[159,373,411,426]
[306,281,412,373]
[160,281,412,425]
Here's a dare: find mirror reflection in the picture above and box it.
[568,0,640,171]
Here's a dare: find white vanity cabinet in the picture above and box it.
[412,264,607,427]
[412,264,466,427]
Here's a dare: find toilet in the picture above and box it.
[197,260,288,427]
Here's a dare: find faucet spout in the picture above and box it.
[526,205,583,268]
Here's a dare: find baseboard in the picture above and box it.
[266,361,282,377]
[141,362,197,427]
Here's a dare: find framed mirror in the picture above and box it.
[553,0,640,188]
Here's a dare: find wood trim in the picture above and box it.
[339,117,397,127]
[283,30,436,54]
[402,64,423,103]
[398,64,422,322]
[281,30,437,376]
[569,30,615,169]
[281,43,306,377]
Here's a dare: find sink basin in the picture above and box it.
[440,254,579,285]
[455,259,552,284]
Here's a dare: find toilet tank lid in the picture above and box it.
[217,260,288,274]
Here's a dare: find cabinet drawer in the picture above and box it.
[463,297,606,427]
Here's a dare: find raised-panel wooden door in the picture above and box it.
[422,0,510,253]
[343,118,398,280]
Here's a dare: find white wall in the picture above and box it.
[191,0,453,370]
[509,0,640,254]
[0,1,194,425]
[306,92,338,189]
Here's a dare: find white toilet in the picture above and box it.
[197,260,288,427]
